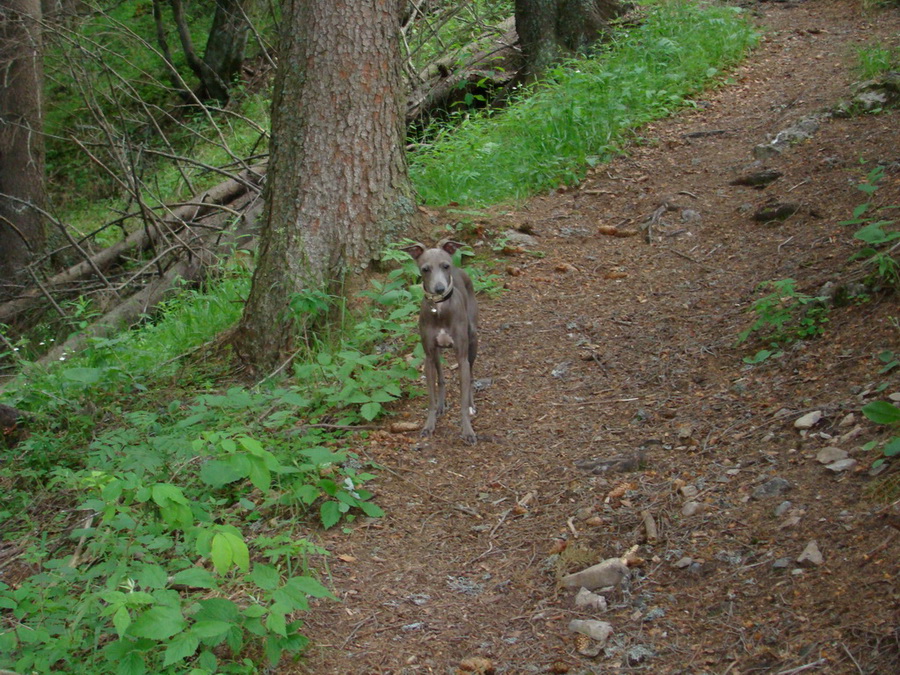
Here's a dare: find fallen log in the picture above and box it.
[0,163,266,326]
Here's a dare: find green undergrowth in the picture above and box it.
[0,246,496,674]
[410,0,759,206]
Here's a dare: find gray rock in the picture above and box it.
[681,501,704,517]
[627,645,657,666]
[551,362,570,378]
[753,477,792,499]
[643,607,666,622]
[568,619,613,644]
[503,230,538,247]
[574,587,608,612]
[816,447,848,464]
[773,558,791,570]
[794,410,823,429]
[775,500,792,517]
[561,558,629,590]
[680,484,699,499]
[797,540,824,567]
[674,556,693,569]
[826,458,857,473]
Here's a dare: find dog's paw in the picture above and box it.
[468,406,477,417]
[461,430,477,445]
[420,426,435,438]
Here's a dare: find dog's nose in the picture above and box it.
[434,283,446,294]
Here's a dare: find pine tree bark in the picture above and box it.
[515,0,626,78]
[0,0,47,294]
[233,0,416,371]
[202,0,252,102]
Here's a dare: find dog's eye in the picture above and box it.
[422,265,431,273]
[441,263,450,270]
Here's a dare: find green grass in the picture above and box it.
[854,40,900,79]
[410,0,758,206]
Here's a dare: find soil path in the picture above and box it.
[292,2,900,673]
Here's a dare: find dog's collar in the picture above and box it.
[425,282,454,311]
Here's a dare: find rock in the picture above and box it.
[680,484,699,499]
[826,458,858,473]
[752,115,825,159]
[773,558,791,570]
[775,500,792,517]
[794,411,823,429]
[797,540,824,567]
[643,607,666,622]
[753,202,800,222]
[574,587,608,612]
[730,169,783,188]
[574,451,645,474]
[626,645,657,666]
[473,378,493,391]
[681,501,704,517]
[503,230,538,247]
[839,412,856,427]
[457,656,495,674]
[680,208,702,224]
[567,619,613,645]
[561,558,629,590]
[890,392,900,403]
[816,447,848,464]
[779,515,802,529]
[753,477,792,499]
[551,362,570,378]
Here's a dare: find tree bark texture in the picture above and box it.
[0,0,47,293]
[234,0,416,370]
[515,0,626,78]
[202,0,251,102]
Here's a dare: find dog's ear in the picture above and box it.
[440,240,466,255]
[402,243,426,260]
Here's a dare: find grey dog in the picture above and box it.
[403,240,478,444]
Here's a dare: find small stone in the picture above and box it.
[680,484,699,499]
[561,558,629,590]
[643,607,666,622]
[567,619,613,645]
[794,411,823,429]
[753,477,792,499]
[674,556,693,569]
[626,645,656,666]
[775,501,792,517]
[816,447,848,464]
[797,540,824,567]
[551,362,570,378]
[839,413,856,427]
[681,501,704,517]
[574,587,608,612]
[779,515,802,529]
[503,230,538,247]
[826,458,858,473]
[889,392,900,403]
[773,558,791,570]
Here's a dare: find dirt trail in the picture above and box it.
[291,2,900,673]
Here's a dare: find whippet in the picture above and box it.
[403,240,479,444]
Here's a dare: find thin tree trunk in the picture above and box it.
[0,0,47,293]
[202,0,251,102]
[233,0,417,371]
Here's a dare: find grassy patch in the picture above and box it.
[410,1,758,206]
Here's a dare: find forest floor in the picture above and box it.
[290,2,900,673]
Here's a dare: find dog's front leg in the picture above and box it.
[457,349,476,445]
[422,350,442,437]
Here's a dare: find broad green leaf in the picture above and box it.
[163,634,199,666]
[151,483,188,506]
[320,501,341,529]
[116,650,147,675]
[862,401,900,426]
[238,436,265,455]
[62,367,103,384]
[359,501,385,519]
[287,575,336,600]
[210,533,234,575]
[193,598,239,623]
[883,437,900,457]
[190,620,232,639]
[300,447,345,466]
[113,606,131,638]
[360,401,382,421]
[225,532,250,572]
[136,563,168,590]
[249,564,280,591]
[128,605,186,640]
[247,457,272,492]
[200,459,245,487]
[170,568,218,589]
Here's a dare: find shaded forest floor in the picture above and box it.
[290,2,900,673]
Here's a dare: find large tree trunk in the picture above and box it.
[0,0,46,296]
[515,0,626,79]
[233,0,416,372]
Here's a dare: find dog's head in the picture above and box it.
[402,240,466,302]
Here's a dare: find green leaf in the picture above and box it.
[300,447,345,466]
[266,607,287,637]
[862,401,900,426]
[151,483,188,506]
[116,650,147,675]
[883,437,900,457]
[170,567,218,589]
[286,575,336,600]
[128,605,187,640]
[163,633,199,667]
[246,456,272,492]
[200,459,245,487]
[113,606,131,638]
[190,620,232,640]
[62,367,104,384]
[358,500,385,518]
[193,598,239,623]
[136,563,168,590]
[320,501,341,529]
[249,563,280,590]
[360,401,382,421]
[210,533,233,575]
